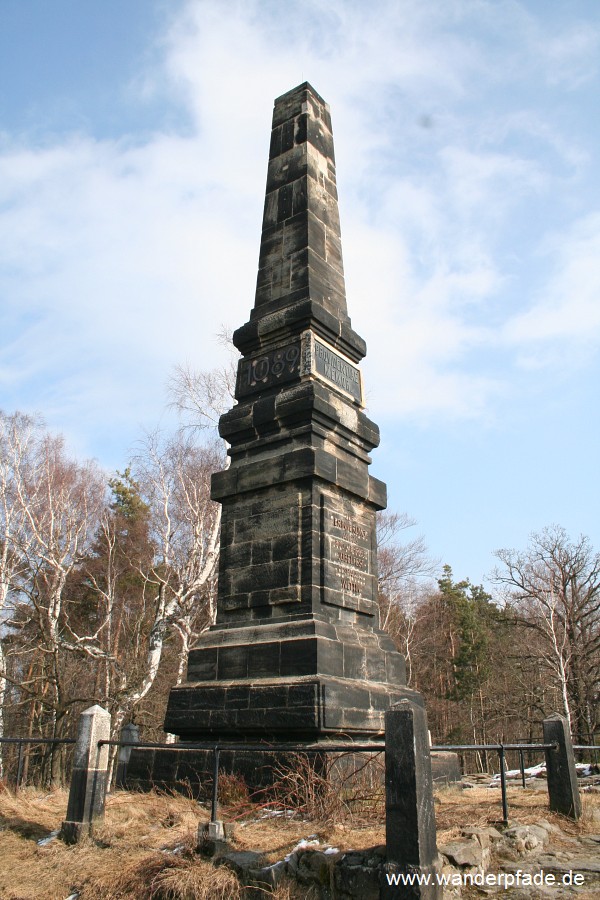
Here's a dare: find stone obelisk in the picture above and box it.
[164,82,421,745]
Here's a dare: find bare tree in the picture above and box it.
[377,512,437,630]
[168,329,237,433]
[2,419,106,782]
[0,412,40,776]
[105,431,223,741]
[494,525,600,743]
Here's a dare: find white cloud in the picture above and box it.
[540,24,600,88]
[1,0,599,464]
[0,130,259,451]
[440,146,546,221]
[505,212,600,359]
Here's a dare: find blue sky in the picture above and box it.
[1,0,599,588]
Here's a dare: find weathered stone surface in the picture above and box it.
[160,82,420,762]
[334,861,380,899]
[384,700,442,898]
[60,705,111,844]
[439,839,487,869]
[460,825,503,848]
[502,824,549,855]
[430,751,462,786]
[296,848,332,886]
[217,850,266,874]
[543,713,582,820]
[178,814,600,900]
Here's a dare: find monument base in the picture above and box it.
[164,615,419,740]
[143,612,429,793]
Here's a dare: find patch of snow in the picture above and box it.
[491,763,546,782]
[284,838,320,861]
[262,859,287,874]
[37,829,59,846]
[253,807,299,821]
[159,844,185,855]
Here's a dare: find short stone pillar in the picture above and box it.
[115,723,139,788]
[60,704,111,843]
[543,713,581,820]
[382,699,442,899]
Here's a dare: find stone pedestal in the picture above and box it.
[383,700,442,898]
[543,713,581,820]
[60,705,110,843]
[163,83,420,763]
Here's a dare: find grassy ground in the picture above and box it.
[0,780,598,899]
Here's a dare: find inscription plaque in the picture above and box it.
[320,496,377,616]
[236,341,301,398]
[314,339,362,403]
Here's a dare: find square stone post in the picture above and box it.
[543,713,581,820]
[60,704,111,843]
[115,722,139,788]
[382,699,442,899]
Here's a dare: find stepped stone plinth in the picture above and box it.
[163,82,422,746]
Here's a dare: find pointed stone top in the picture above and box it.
[272,82,331,127]
[82,704,109,716]
[233,83,366,362]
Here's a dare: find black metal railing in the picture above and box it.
[430,742,559,823]
[99,736,591,826]
[3,732,597,827]
[100,738,385,824]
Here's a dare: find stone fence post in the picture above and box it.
[382,698,442,899]
[115,722,139,788]
[60,704,111,843]
[543,713,581,820]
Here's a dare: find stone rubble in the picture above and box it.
[213,815,600,899]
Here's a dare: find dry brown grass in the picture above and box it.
[0,781,598,899]
[434,783,600,843]
[84,853,243,900]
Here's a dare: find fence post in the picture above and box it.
[115,723,139,788]
[15,741,25,793]
[60,705,111,843]
[543,713,581,820]
[198,746,227,853]
[382,699,442,898]
[498,745,509,826]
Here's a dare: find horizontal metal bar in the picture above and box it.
[573,745,600,751]
[98,739,385,753]
[430,743,556,752]
[100,739,558,754]
[1,736,565,754]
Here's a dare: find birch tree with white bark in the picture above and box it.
[376,511,437,681]
[106,431,223,741]
[0,412,40,777]
[1,415,106,782]
[495,525,600,743]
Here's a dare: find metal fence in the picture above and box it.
[100,736,592,827]
[3,732,597,828]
